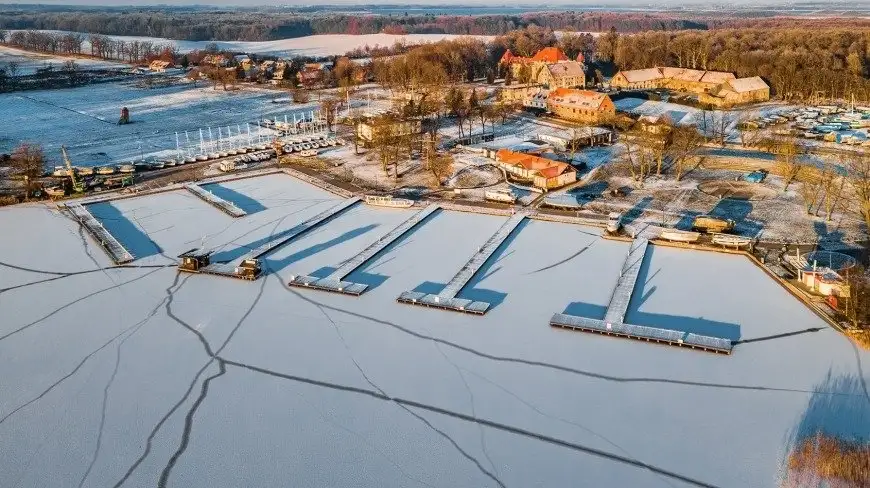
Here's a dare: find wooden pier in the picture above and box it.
[184,184,247,218]
[397,211,527,314]
[66,203,135,264]
[549,234,733,355]
[288,204,439,295]
[195,197,360,280]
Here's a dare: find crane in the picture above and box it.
[61,145,84,193]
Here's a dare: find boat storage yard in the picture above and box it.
[1,170,868,488]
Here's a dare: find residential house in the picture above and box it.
[543,61,585,89]
[494,149,577,190]
[297,63,326,86]
[500,47,582,88]
[200,54,229,67]
[356,113,422,147]
[148,60,170,72]
[546,88,616,123]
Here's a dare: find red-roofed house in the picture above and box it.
[494,149,577,190]
[546,88,615,123]
[501,47,583,88]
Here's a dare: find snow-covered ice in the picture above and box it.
[0,81,318,164]
[0,172,868,488]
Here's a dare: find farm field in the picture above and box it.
[0,172,867,488]
[6,31,494,58]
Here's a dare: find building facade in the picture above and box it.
[546,88,616,123]
[611,66,770,106]
[494,149,577,190]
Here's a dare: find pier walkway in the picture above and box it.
[184,184,247,218]
[66,203,135,264]
[550,234,733,354]
[398,211,527,314]
[200,197,360,279]
[288,204,439,295]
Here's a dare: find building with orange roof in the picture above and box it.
[501,47,584,89]
[546,88,615,123]
[494,149,577,190]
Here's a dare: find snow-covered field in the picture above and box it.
[11,31,493,58]
[0,172,867,487]
[0,45,128,75]
[0,81,318,164]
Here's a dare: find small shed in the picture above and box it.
[178,248,212,272]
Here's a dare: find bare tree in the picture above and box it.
[668,125,704,181]
[321,97,340,132]
[845,152,870,231]
[621,127,654,186]
[428,151,454,187]
[10,142,45,184]
[774,135,803,191]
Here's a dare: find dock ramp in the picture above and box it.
[288,204,439,295]
[549,236,734,354]
[397,211,526,314]
[66,203,135,264]
[184,184,247,218]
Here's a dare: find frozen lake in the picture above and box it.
[0,173,868,487]
[0,81,318,164]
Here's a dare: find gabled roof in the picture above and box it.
[547,88,611,110]
[663,67,705,82]
[547,61,584,78]
[495,149,574,179]
[617,68,664,83]
[499,49,515,64]
[531,47,568,63]
[700,70,736,84]
[726,76,769,93]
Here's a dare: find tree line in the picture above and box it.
[0,9,774,42]
[2,29,177,64]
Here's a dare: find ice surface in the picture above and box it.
[0,173,868,488]
[0,82,319,163]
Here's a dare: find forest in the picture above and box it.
[0,8,816,41]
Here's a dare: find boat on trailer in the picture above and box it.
[484,189,517,204]
[711,233,752,248]
[659,230,701,243]
[364,195,414,208]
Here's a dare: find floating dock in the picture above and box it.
[66,203,135,264]
[288,204,439,295]
[184,184,247,218]
[550,235,733,354]
[605,236,648,324]
[197,197,360,280]
[397,211,527,314]
[549,313,733,354]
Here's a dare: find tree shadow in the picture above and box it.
[813,220,845,248]
[790,371,870,445]
[674,210,701,231]
[88,202,162,259]
[622,195,653,226]
[781,370,870,486]
[201,183,267,214]
[709,198,763,237]
[265,224,379,274]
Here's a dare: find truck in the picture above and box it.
[692,215,735,234]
